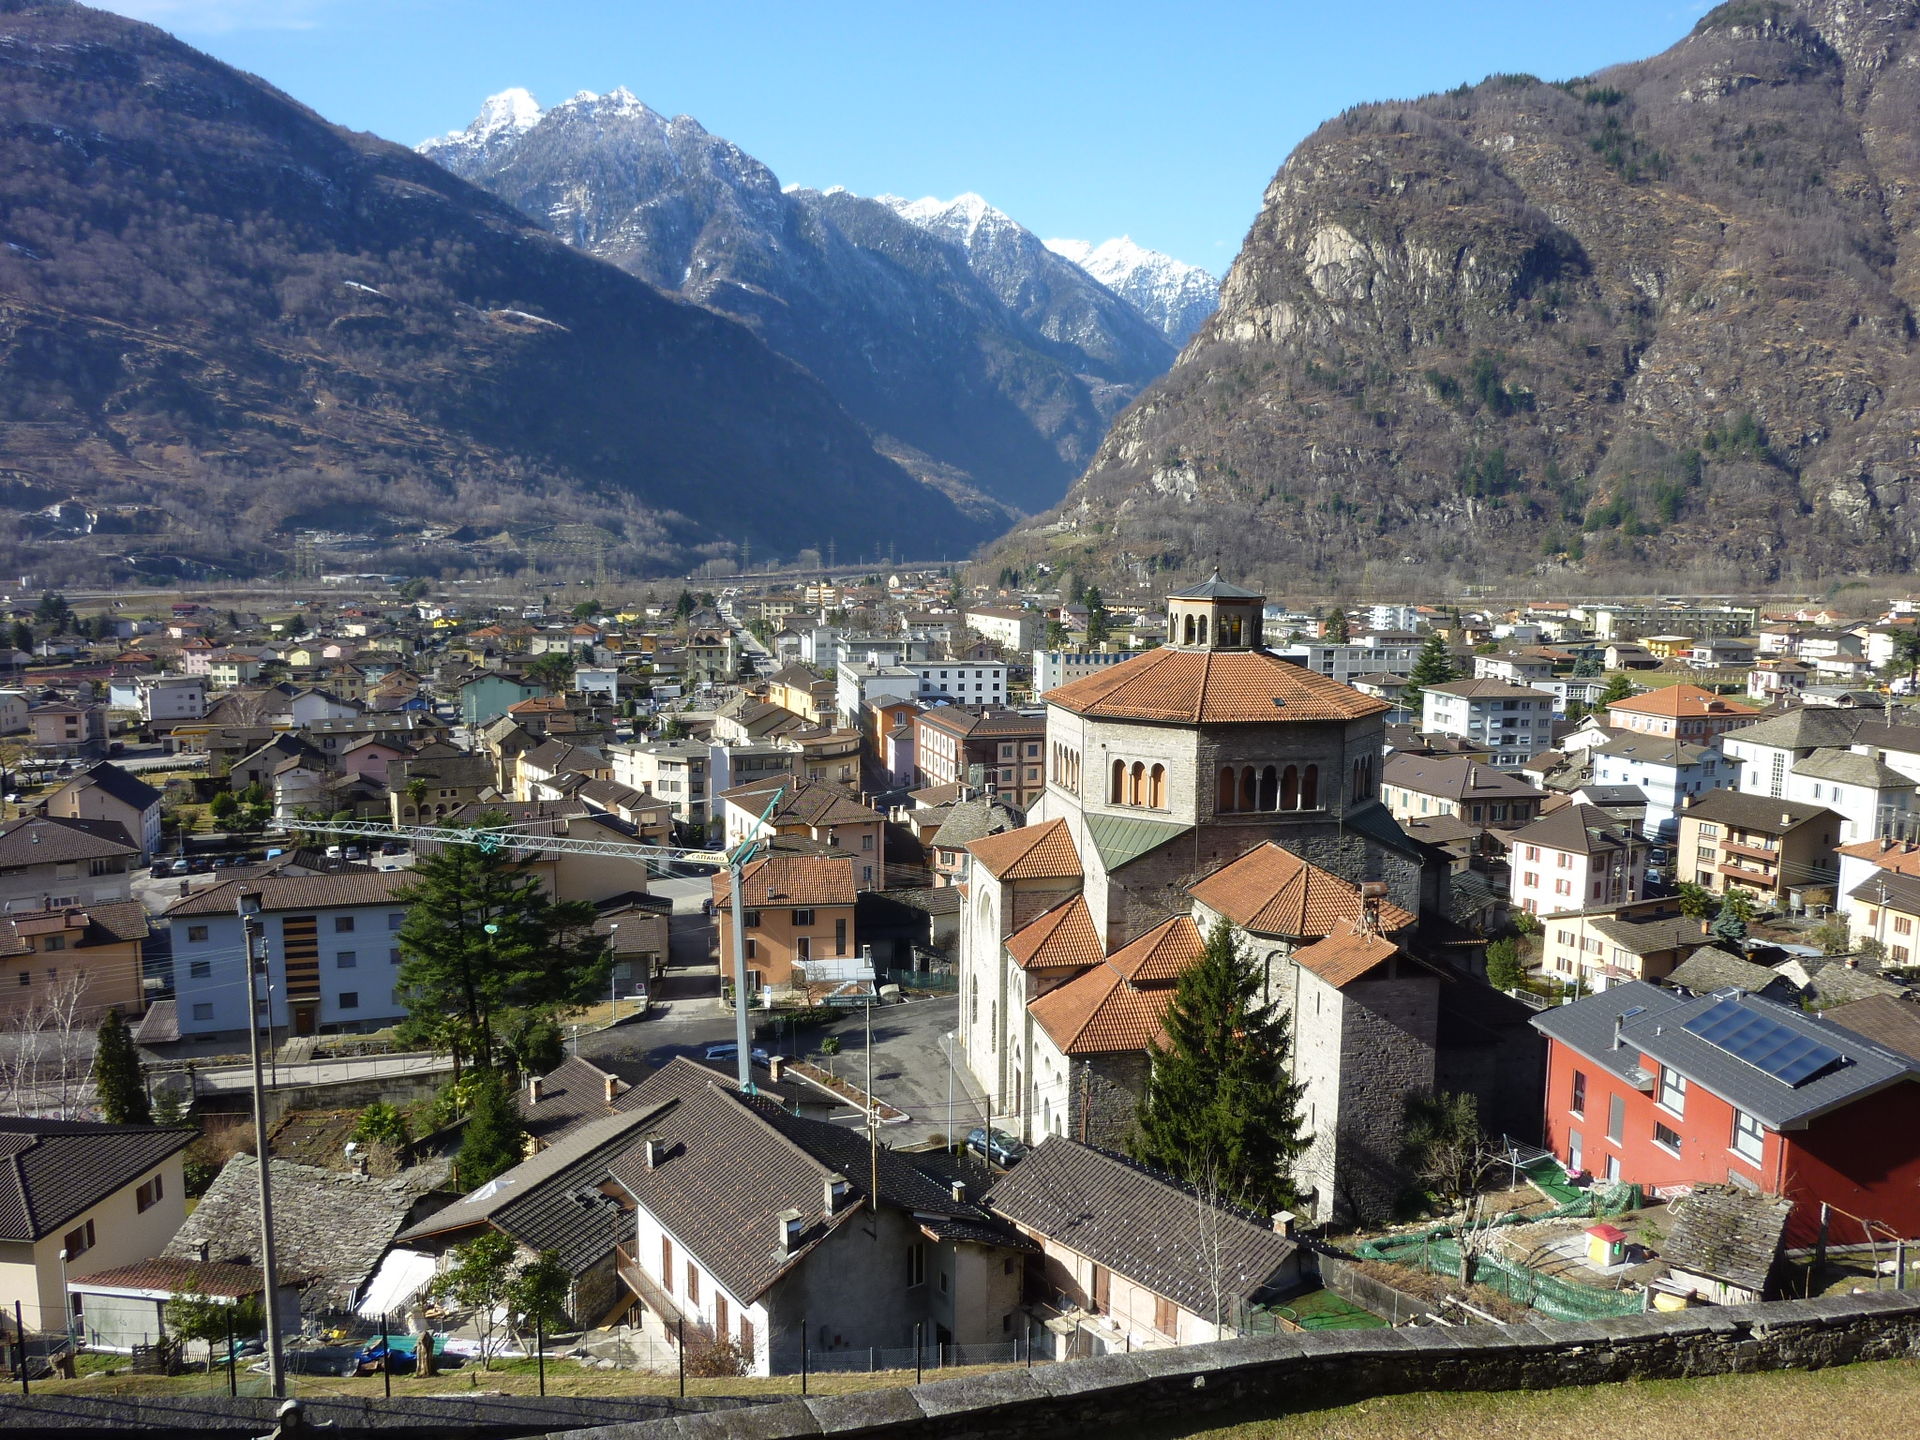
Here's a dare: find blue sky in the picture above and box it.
[96,0,1714,273]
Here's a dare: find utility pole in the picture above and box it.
[237,890,287,1399]
[866,999,879,1212]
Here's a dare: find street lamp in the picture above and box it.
[57,1247,72,1351]
[944,1031,957,1156]
[236,889,287,1398]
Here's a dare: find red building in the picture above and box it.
[1532,981,1920,1245]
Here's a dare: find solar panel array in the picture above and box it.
[1681,996,1844,1086]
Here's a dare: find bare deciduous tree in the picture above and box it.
[0,977,99,1118]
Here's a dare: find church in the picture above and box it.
[955,576,1538,1222]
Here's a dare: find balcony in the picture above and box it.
[1719,838,1780,863]
[1718,860,1778,889]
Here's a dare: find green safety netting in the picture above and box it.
[1351,1169,1648,1322]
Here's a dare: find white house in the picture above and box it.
[1421,679,1557,768]
[1506,804,1648,918]
[1588,735,1740,840]
[963,606,1041,653]
[166,873,413,1039]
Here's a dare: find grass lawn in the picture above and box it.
[30,1356,1015,1402]
[1180,1358,1920,1440]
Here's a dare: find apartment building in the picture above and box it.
[1420,679,1556,768]
[167,872,413,1039]
[1506,804,1647,918]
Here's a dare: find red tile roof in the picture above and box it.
[1607,683,1757,719]
[712,852,857,910]
[1188,842,1414,939]
[1026,961,1173,1056]
[967,818,1082,881]
[1107,914,1205,984]
[1004,896,1103,971]
[1044,647,1388,724]
[1288,923,1404,989]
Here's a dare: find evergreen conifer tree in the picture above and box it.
[1401,633,1458,714]
[1084,587,1112,645]
[1597,672,1638,707]
[456,1069,528,1190]
[1132,920,1309,1211]
[94,1008,150,1125]
[1323,607,1350,644]
[393,820,607,1072]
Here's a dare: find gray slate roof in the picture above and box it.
[401,1106,669,1274]
[1506,804,1639,857]
[1532,980,1920,1129]
[1665,947,1796,997]
[0,1118,193,1241]
[931,795,1026,849]
[165,1154,441,1309]
[1819,996,1920,1061]
[984,1138,1297,1316]
[0,815,139,868]
[1792,748,1914,790]
[1726,709,1872,752]
[1663,1184,1792,1293]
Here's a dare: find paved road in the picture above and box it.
[192,1050,453,1093]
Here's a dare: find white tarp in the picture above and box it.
[355,1248,438,1320]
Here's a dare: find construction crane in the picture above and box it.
[300,786,785,1096]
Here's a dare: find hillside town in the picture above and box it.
[1,569,1919,1399]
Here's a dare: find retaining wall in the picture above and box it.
[549,1291,1920,1440]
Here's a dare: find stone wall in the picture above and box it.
[548,1291,1920,1440]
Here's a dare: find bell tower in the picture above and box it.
[1165,572,1264,652]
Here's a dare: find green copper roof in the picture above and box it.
[1083,814,1191,872]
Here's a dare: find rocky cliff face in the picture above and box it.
[426,97,1175,514]
[0,5,996,581]
[997,0,1920,589]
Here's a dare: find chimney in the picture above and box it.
[1271,1211,1296,1238]
[526,1075,543,1105]
[768,1055,785,1083]
[950,1180,967,1205]
[603,1073,620,1105]
[1612,1015,1626,1050]
[642,1135,664,1169]
[777,1207,806,1253]
[824,1173,850,1212]
[196,1241,210,1263]
[1782,812,1793,829]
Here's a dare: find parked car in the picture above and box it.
[703,1043,771,1066]
[965,1127,1030,1169]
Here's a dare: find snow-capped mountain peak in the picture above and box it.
[1044,234,1219,344]
[421,87,541,154]
[876,192,1017,248]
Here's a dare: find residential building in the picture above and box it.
[1506,804,1648,918]
[1688,637,1758,669]
[1605,683,1759,742]
[1748,659,1811,703]
[164,1154,439,1319]
[1272,637,1424,685]
[1030,650,1131,698]
[458,674,545,728]
[0,1117,192,1331]
[1785,748,1916,846]
[1677,791,1840,907]
[764,665,837,725]
[984,1138,1301,1355]
[0,815,138,913]
[390,751,500,825]
[1588,735,1739,840]
[166,872,413,1039]
[1472,651,1557,686]
[1420,679,1556,768]
[0,902,149,1020]
[1722,708,1889,799]
[610,739,709,827]
[1835,840,1920,964]
[106,675,207,725]
[1532,982,1920,1243]
[913,707,1047,810]
[964,606,1041,653]
[1379,754,1547,830]
[598,1058,1028,1374]
[717,777,885,890]
[27,701,107,759]
[38,762,164,861]
[0,690,28,736]
[514,738,612,803]
[712,853,859,992]
[907,657,1008,707]
[1538,897,1713,990]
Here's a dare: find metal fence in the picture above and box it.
[878,968,957,993]
[802,1339,1032,1373]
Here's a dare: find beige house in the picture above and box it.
[0,1117,192,1332]
[1538,897,1712,990]
[984,1137,1300,1356]
[1676,790,1841,907]
[712,852,858,992]
[0,902,149,1021]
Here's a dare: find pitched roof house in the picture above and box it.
[984,1137,1300,1355]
